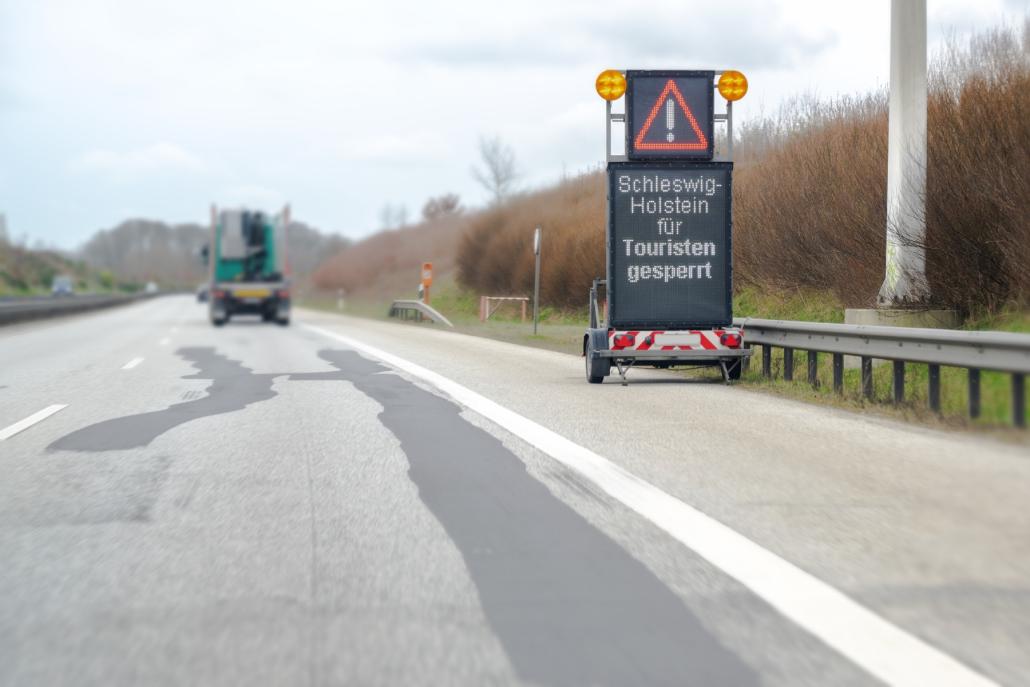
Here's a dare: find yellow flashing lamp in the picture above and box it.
[717,70,748,101]
[595,69,627,101]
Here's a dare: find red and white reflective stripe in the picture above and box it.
[608,329,740,351]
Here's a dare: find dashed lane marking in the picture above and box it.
[0,404,68,441]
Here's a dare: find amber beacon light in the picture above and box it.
[595,69,627,101]
[717,70,748,101]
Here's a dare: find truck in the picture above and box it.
[205,205,291,327]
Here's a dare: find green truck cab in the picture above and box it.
[206,205,291,327]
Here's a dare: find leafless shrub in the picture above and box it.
[734,18,1029,313]
[471,136,520,204]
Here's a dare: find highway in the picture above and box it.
[1,295,1027,686]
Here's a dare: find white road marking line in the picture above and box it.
[0,404,68,441]
[122,357,144,370]
[303,322,997,687]
[158,337,170,346]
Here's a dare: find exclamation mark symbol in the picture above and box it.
[665,99,675,142]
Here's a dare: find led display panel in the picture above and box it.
[608,162,733,328]
[626,70,715,161]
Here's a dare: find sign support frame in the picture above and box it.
[602,71,737,331]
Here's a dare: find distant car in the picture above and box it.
[196,282,209,303]
[51,275,74,296]
[144,282,159,294]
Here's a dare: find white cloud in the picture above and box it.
[217,185,286,212]
[335,133,449,162]
[68,143,206,176]
[1,0,1025,247]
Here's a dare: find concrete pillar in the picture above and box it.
[878,0,929,306]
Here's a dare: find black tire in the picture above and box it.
[212,317,226,327]
[261,311,274,322]
[276,317,290,327]
[585,339,609,384]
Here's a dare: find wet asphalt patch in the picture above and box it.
[44,346,757,684]
[48,347,277,452]
[320,349,757,687]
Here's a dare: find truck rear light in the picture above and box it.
[613,334,635,348]
[276,289,290,299]
[212,289,226,299]
[720,332,742,348]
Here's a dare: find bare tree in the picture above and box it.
[421,193,462,221]
[471,135,519,204]
[378,203,409,230]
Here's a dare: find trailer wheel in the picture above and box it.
[585,340,609,384]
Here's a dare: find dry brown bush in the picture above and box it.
[456,172,605,308]
[455,20,1028,315]
[735,20,1029,312]
[312,213,468,302]
[317,22,1027,315]
[733,94,889,303]
[923,25,1030,312]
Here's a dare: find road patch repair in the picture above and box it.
[48,348,277,452]
[43,344,754,684]
[318,349,756,686]
[41,335,1001,686]
[303,323,1000,687]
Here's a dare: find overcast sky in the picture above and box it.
[0,0,1025,248]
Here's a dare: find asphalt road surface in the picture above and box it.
[1,296,1027,686]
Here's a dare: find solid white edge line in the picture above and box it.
[302,322,997,687]
[121,357,144,370]
[0,404,68,441]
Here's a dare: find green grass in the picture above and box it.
[734,286,845,323]
[302,282,1028,434]
[963,305,1030,334]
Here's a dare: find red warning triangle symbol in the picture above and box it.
[634,79,709,151]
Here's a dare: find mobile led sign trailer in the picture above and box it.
[585,68,751,385]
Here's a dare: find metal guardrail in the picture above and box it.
[388,300,454,328]
[0,293,156,326]
[734,317,1030,427]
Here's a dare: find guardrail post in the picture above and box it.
[762,346,771,378]
[1014,373,1026,428]
[861,357,873,400]
[807,351,818,387]
[968,368,981,419]
[832,354,843,394]
[783,348,794,381]
[928,364,941,413]
[893,360,905,405]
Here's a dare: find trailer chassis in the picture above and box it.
[584,278,751,385]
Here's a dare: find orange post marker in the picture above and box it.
[421,262,433,304]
